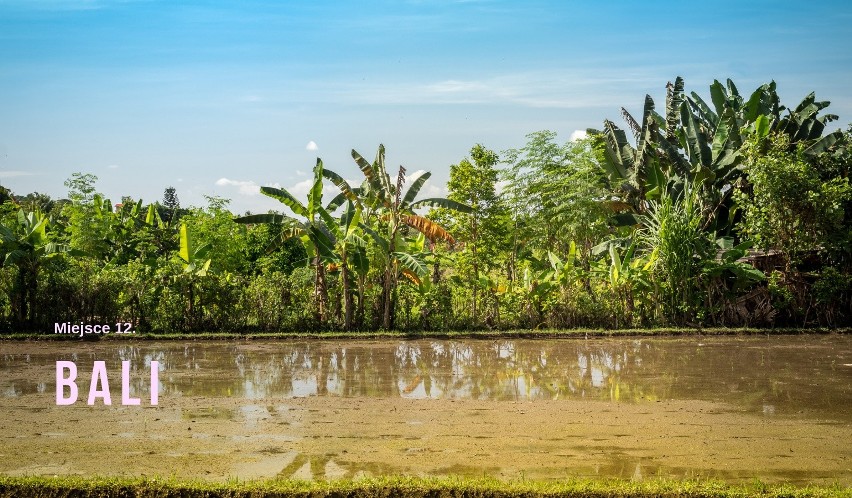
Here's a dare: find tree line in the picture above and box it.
[2,76,850,333]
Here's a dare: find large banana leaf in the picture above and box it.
[22,211,49,246]
[401,214,455,244]
[145,203,158,226]
[306,224,336,260]
[743,82,778,123]
[322,169,360,208]
[687,92,719,132]
[373,145,393,201]
[178,224,203,263]
[726,78,740,98]
[351,148,374,179]
[710,112,731,163]
[259,186,307,218]
[804,130,844,156]
[634,95,657,177]
[341,202,362,237]
[620,107,642,141]
[681,103,712,168]
[307,158,324,219]
[393,251,428,276]
[709,80,729,117]
[351,246,369,276]
[601,120,633,181]
[401,171,431,207]
[317,206,340,242]
[665,77,684,140]
[409,197,472,213]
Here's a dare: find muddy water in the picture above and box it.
[0,335,850,484]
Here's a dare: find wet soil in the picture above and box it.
[0,338,849,484]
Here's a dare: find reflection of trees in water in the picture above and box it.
[0,338,849,419]
[0,341,730,402]
[385,340,658,401]
[109,339,852,418]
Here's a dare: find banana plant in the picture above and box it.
[0,209,68,325]
[76,194,173,264]
[178,222,212,276]
[90,196,145,263]
[545,240,579,289]
[319,200,368,330]
[600,94,659,207]
[175,222,212,327]
[235,158,336,322]
[593,239,651,327]
[595,77,845,235]
[702,237,765,290]
[325,144,470,329]
[777,92,843,156]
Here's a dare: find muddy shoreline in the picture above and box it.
[1,338,849,484]
[2,394,850,484]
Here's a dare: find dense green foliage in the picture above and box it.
[1,476,849,498]
[1,76,850,333]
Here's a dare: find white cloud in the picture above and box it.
[401,169,446,198]
[0,170,35,179]
[426,80,489,94]
[420,183,446,198]
[569,130,588,141]
[332,67,697,109]
[215,177,260,196]
[306,141,318,151]
[287,179,314,199]
[107,164,119,169]
[215,176,369,213]
[406,169,428,183]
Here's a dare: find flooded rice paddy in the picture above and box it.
[0,335,850,484]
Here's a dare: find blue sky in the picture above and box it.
[1,0,851,213]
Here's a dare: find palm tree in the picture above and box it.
[320,200,368,330]
[235,158,335,323]
[325,145,471,329]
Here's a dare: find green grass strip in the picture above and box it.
[0,476,849,498]
[2,327,850,341]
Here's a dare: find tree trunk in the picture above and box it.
[356,275,365,328]
[382,227,398,330]
[15,267,26,326]
[26,264,38,327]
[471,212,479,324]
[382,265,394,329]
[314,256,328,323]
[342,255,353,331]
[187,281,195,330]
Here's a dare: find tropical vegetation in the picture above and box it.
[1,76,850,333]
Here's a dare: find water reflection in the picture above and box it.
[1,336,849,420]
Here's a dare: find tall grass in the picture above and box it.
[641,186,713,324]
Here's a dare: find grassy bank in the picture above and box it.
[1,327,850,341]
[1,476,849,498]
